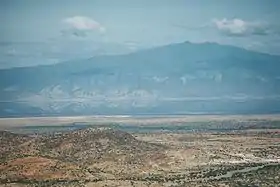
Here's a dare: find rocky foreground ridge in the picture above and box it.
[0,127,166,186]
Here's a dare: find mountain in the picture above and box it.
[1,41,280,116]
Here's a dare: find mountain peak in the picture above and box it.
[0,41,280,116]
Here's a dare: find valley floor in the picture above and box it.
[0,121,279,187]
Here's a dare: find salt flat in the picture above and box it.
[1,114,280,128]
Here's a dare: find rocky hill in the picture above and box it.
[0,131,31,161]
[0,127,166,185]
[36,127,164,164]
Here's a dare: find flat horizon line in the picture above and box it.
[1,114,280,129]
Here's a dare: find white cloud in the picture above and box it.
[62,16,106,37]
[213,18,269,37]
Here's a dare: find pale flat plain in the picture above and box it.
[1,114,280,128]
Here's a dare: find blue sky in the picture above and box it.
[1,0,280,68]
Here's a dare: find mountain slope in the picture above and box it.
[1,42,280,116]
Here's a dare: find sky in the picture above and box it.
[1,0,280,68]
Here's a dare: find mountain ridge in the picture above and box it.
[1,41,280,116]
[2,41,280,71]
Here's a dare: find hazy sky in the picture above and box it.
[1,0,280,68]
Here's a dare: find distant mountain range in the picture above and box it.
[1,41,280,117]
